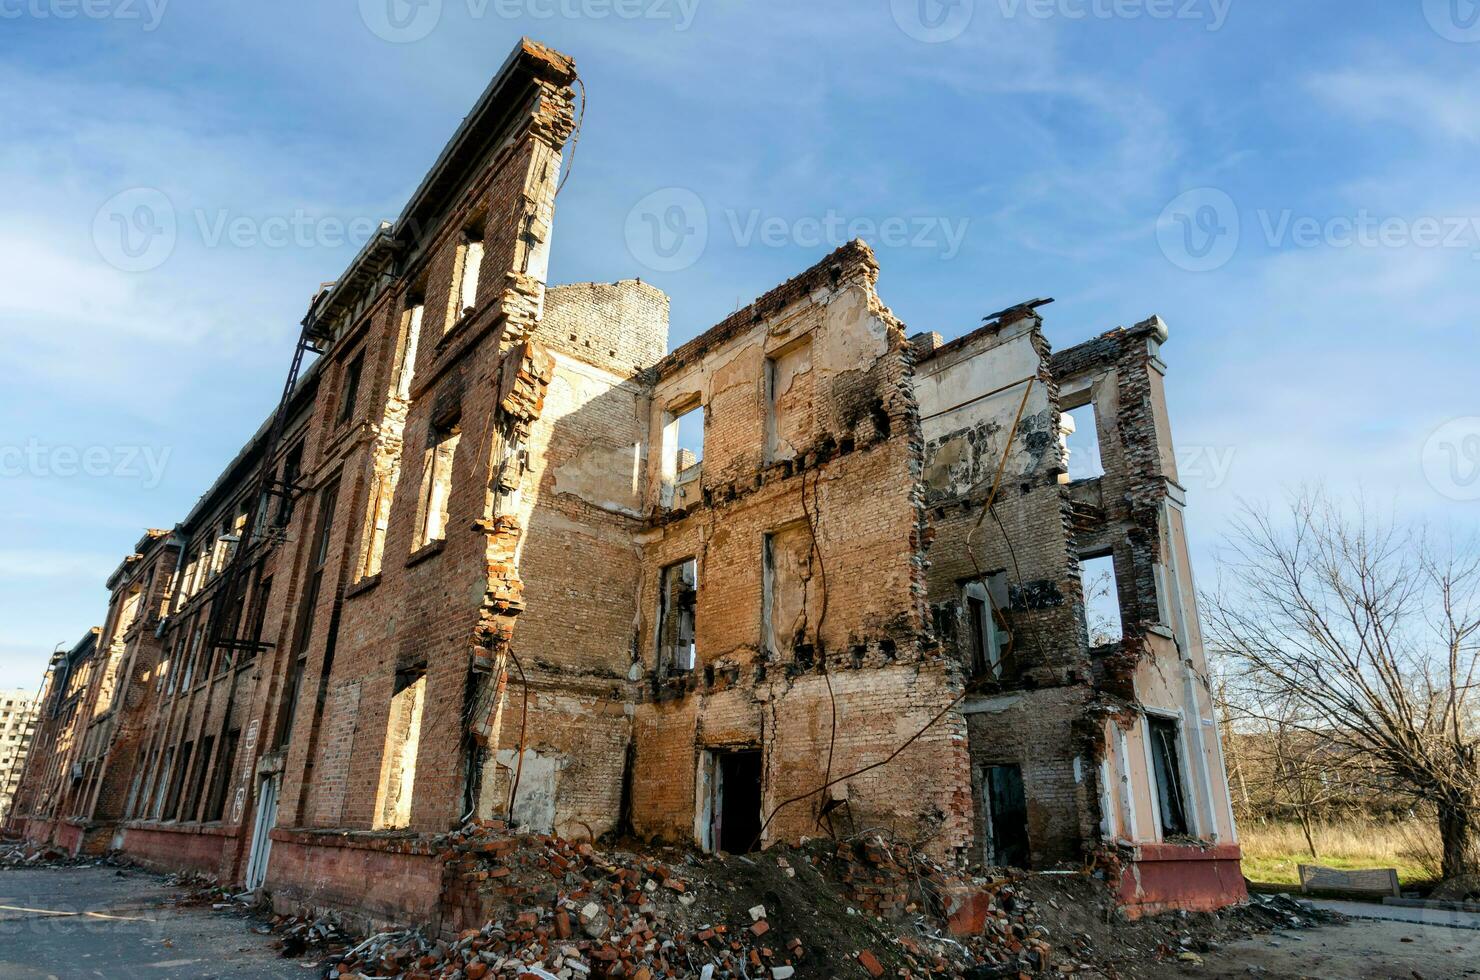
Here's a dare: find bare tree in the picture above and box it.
[1205,492,1480,881]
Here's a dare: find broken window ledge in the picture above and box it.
[346,573,382,599]
[1147,623,1175,640]
[406,538,446,568]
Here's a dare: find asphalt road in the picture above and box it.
[1309,897,1480,930]
[0,865,305,979]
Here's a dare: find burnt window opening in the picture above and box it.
[661,398,703,510]
[374,667,427,830]
[204,728,240,822]
[963,572,1010,679]
[276,442,305,528]
[657,558,697,677]
[1148,715,1191,837]
[336,350,364,428]
[415,422,461,549]
[181,734,215,822]
[983,764,1030,868]
[150,747,175,819]
[163,740,193,820]
[1062,398,1104,482]
[281,479,339,747]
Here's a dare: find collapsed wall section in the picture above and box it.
[628,242,972,861]
[915,311,1098,867]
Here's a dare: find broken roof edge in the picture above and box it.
[548,277,667,294]
[1049,314,1170,378]
[654,239,880,377]
[915,306,1048,369]
[305,38,577,339]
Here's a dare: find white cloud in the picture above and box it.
[1306,67,1480,144]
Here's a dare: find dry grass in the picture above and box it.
[1238,818,1442,887]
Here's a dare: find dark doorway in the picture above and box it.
[715,750,763,854]
[984,764,1030,868]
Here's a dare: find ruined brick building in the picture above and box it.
[8,39,1243,924]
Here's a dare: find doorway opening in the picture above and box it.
[709,749,763,854]
[983,764,1030,868]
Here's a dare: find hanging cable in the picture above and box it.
[555,77,585,199]
[504,647,530,823]
[754,385,1035,848]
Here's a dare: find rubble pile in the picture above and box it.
[307,825,1112,979]
[1240,892,1341,930]
[331,822,811,979]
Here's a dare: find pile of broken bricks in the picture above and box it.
[315,824,1100,978]
[329,826,811,979]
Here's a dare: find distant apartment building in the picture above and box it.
[9,38,1242,927]
[0,688,40,825]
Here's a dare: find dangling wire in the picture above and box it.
[555,77,586,199]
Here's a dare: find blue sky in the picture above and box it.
[2,1,1477,689]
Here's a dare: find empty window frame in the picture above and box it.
[150,747,175,819]
[963,572,1010,678]
[204,728,239,822]
[1147,714,1191,837]
[163,740,193,820]
[276,442,305,528]
[336,350,364,427]
[373,668,427,830]
[394,300,425,400]
[661,398,703,510]
[1080,553,1123,647]
[447,228,485,329]
[415,423,461,549]
[181,734,215,822]
[1062,399,1105,482]
[657,558,698,676]
[360,460,402,580]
